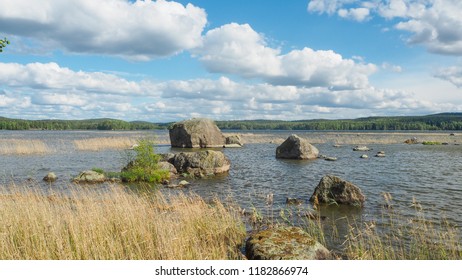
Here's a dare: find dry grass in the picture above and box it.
[0,139,51,155]
[0,184,246,260]
[344,195,462,260]
[73,137,140,151]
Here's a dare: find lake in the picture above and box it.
[1,130,461,253]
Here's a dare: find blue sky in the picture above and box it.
[1,0,462,122]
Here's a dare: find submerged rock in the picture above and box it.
[353,145,372,151]
[169,118,225,148]
[375,151,386,157]
[172,150,230,177]
[72,170,106,184]
[245,226,331,260]
[310,175,365,207]
[276,134,319,160]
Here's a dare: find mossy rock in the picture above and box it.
[245,226,331,260]
[72,170,106,184]
[172,150,230,177]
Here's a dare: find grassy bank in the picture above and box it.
[0,184,246,260]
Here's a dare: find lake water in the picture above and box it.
[1,130,461,253]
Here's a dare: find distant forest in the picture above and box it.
[1,113,462,131]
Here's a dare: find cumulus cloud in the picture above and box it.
[0,62,142,94]
[308,0,462,56]
[0,0,207,60]
[0,61,456,121]
[194,23,376,89]
[338,7,370,21]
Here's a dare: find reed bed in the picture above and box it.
[0,184,246,260]
[0,139,51,155]
[343,196,462,260]
[235,132,462,145]
[73,137,140,151]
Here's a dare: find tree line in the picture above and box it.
[1,113,462,131]
[216,113,462,131]
[0,117,162,130]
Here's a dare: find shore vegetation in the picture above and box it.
[0,183,245,260]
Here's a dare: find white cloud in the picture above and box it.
[194,23,376,89]
[0,0,207,60]
[434,66,462,87]
[382,62,403,72]
[338,7,370,21]
[308,0,462,56]
[0,62,142,94]
[0,61,457,121]
[194,23,282,78]
[308,0,358,15]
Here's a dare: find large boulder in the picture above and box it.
[169,118,225,148]
[310,175,365,207]
[276,134,319,159]
[72,170,106,184]
[172,150,230,177]
[246,226,331,260]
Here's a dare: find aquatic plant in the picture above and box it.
[0,139,51,155]
[422,141,442,145]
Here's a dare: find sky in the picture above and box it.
[1,0,462,122]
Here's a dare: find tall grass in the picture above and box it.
[0,139,51,155]
[73,137,139,151]
[0,184,246,260]
[343,195,462,260]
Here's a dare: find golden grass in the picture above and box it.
[0,184,246,260]
[73,137,140,151]
[0,139,51,155]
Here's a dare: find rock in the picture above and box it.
[375,151,386,157]
[360,154,368,159]
[310,175,365,207]
[225,135,244,147]
[245,226,331,260]
[157,161,178,176]
[169,118,225,148]
[276,134,319,160]
[72,170,106,184]
[43,172,57,182]
[353,145,372,151]
[166,180,190,189]
[172,150,231,177]
[324,157,338,161]
[404,137,419,144]
[178,180,190,186]
[159,153,175,163]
